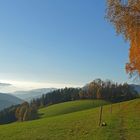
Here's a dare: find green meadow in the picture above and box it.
[0,99,139,140]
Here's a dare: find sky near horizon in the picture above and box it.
[0,0,131,93]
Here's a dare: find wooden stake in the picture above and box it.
[99,106,103,126]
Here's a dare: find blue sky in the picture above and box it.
[0,0,130,92]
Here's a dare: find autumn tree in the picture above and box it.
[15,102,38,122]
[106,0,140,77]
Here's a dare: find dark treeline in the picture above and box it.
[32,79,138,108]
[0,105,18,124]
[31,88,81,107]
[0,79,138,125]
[0,102,38,125]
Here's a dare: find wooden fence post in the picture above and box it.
[99,106,103,126]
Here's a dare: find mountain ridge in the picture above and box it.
[13,88,57,101]
[0,93,23,111]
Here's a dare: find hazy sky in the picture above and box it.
[0,0,131,92]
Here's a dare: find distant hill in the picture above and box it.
[13,88,56,101]
[0,93,23,111]
[130,84,140,94]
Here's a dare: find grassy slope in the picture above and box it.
[0,99,139,140]
[39,100,109,118]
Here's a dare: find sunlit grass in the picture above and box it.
[0,99,139,140]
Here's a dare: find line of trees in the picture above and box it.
[0,102,38,124]
[31,88,80,107]
[0,79,138,125]
[0,105,18,124]
[80,79,138,102]
[32,79,138,108]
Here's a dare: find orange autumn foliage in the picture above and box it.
[106,0,140,77]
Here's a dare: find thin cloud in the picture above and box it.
[0,82,12,87]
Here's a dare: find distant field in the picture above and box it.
[0,99,139,140]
